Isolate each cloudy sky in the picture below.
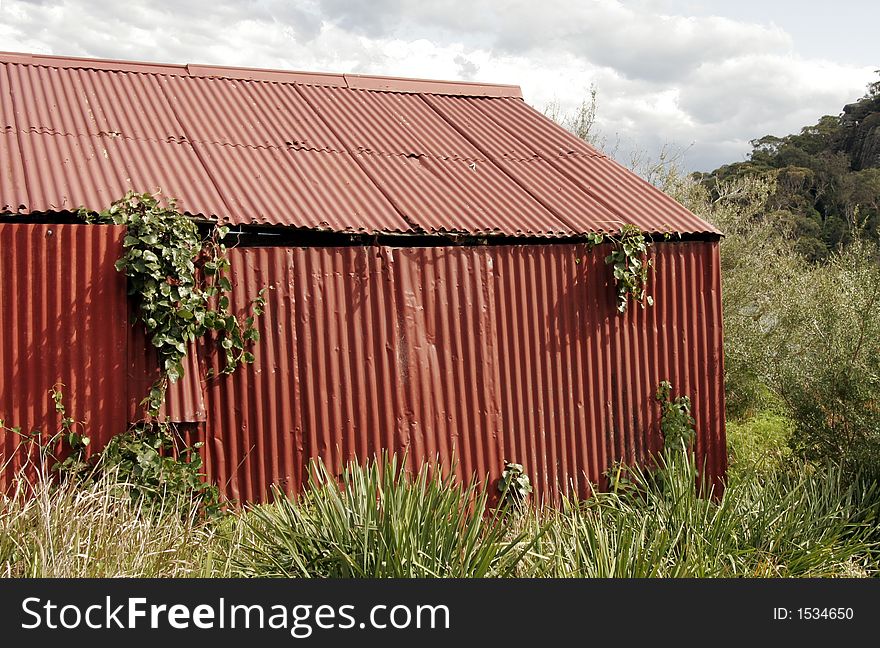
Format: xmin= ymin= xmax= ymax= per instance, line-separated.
xmin=1 ymin=0 xmax=876 ymax=171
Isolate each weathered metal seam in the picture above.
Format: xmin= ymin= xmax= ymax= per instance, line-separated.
xmin=291 ymin=83 xmax=423 ymax=234
xmin=154 ymin=75 xmax=237 ymax=220
xmin=417 ymin=94 xmax=581 ymax=235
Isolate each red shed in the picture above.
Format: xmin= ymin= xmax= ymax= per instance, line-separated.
xmin=0 ymin=51 xmax=725 ymax=501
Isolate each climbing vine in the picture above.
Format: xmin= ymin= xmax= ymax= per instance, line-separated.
xmin=80 ymin=191 xmax=266 ymax=416
xmin=49 ymin=384 xmax=91 ymax=476
xmin=21 ymin=191 xmax=271 ymax=514
xmin=588 ymin=224 xmax=655 ymax=313
xmin=656 ymin=380 xmax=696 ymax=451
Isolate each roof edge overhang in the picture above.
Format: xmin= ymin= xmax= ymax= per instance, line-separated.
xmin=0 ymin=51 xmax=523 ymax=98
xmin=1 ymin=211 xmax=723 ymax=246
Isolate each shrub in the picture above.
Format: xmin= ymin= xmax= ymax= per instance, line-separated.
xmin=766 ymin=238 xmax=880 ymax=474
xmin=673 ymin=172 xmax=880 ymax=474
xmin=674 ymin=175 xmax=804 ymax=420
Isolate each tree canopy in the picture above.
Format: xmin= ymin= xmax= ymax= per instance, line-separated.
xmin=696 ymin=73 xmax=880 ymax=260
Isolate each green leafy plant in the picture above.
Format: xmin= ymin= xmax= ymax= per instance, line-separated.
xmin=766 ymin=237 xmax=880 ymax=475
xmin=588 ymin=225 xmax=655 ymax=313
xmin=498 ymin=460 xmax=533 ymax=506
xmin=14 ymin=389 xmax=220 ymax=517
xmin=656 ymin=380 xmax=696 ymax=451
xmin=80 ymin=191 xmax=266 ymax=416
xmin=48 ymin=385 xmax=90 ymax=477
xmin=0 ymin=386 xmax=90 ymax=479
xmin=99 ymin=423 xmax=221 ymax=517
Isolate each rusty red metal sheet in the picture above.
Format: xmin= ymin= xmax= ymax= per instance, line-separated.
xmin=353 ymin=152 xmax=575 ymax=236
xmin=191 ymin=144 xmax=411 ymax=232
xmin=425 ymin=94 xmax=601 ymax=160
xmin=11 ymin=131 xmax=228 ymax=218
xmin=0 ymin=131 xmax=26 ymax=213
xmin=472 ymin=97 xmax=604 ymax=158
xmin=296 ymin=84 xmax=484 ymax=160
xmin=1 ymin=52 xmax=719 ymax=237
xmin=489 ymin=156 xmax=625 ymax=234
xmin=160 ymin=74 xmax=345 ymax=152
xmin=552 ymin=154 xmax=718 ymax=236
xmin=424 ymin=93 xmax=720 ymax=236
xmin=0 ymin=223 xmax=130 ymax=490
xmin=187 ymin=241 xmax=725 ymax=503
xmin=5 ymin=62 xmax=180 ymax=141
xmin=0 ymin=228 xmax=726 ymax=500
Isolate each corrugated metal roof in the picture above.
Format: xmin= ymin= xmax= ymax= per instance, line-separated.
xmin=0 ymin=51 xmax=720 ymax=237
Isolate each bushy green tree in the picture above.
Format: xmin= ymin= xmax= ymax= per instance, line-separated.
xmin=766 ymin=239 xmax=880 ymax=473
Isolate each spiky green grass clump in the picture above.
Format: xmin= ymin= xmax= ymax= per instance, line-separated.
xmin=234 ymin=455 xmax=535 ymax=578
xmin=525 ymin=449 xmax=879 ymax=578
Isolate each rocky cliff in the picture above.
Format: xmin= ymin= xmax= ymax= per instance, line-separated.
xmin=840 ymin=93 xmax=880 ymax=170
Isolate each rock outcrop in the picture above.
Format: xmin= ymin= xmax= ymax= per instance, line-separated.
xmin=840 ymin=95 xmax=880 ymax=170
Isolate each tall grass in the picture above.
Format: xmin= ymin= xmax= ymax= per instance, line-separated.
xmin=0 ymin=468 xmax=236 ymax=577
xmin=525 ymin=449 xmax=879 ymax=578
xmin=2 ymin=453 xmax=877 ymax=578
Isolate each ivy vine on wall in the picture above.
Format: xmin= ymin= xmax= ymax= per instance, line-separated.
xmin=80 ymin=192 xmax=266 ymax=416
xmin=656 ymin=380 xmax=696 ymax=451
xmin=26 ymin=191 xmax=272 ymax=512
xmin=588 ymin=224 xmax=655 ymax=313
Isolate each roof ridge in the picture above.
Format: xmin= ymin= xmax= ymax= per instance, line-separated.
xmin=0 ymin=51 xmax=522 ymax=98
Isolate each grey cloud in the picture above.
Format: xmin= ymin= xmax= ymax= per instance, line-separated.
xmin=0 ymin=0 xmax=326 ymax=64
xmin=314 ymin=0 xmax=791 ymax=83
xmin=454 ymin=54 xmax=479 ymax=80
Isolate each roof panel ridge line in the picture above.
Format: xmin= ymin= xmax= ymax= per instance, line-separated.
xmin=418 ymin=93 xmax=582 ymax=234
xmin=4 ymin=63 xmax=31 ymax=210
xmin=154 ymin=76 xmax=237 ymax=220
xmin=290 ymin=83 xmax=425 ymax=235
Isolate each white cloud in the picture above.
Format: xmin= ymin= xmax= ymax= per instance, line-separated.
xmin=0 ymin=0 xmax=874 ymax=171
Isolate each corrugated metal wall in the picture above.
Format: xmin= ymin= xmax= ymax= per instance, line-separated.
xmin=183 ymin=240 xmax=725 ymax=503
xmin=0 ymin=227 xmax=725 ymax=500
xmin=0 ymin=223 xmax=129 ymax=490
